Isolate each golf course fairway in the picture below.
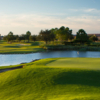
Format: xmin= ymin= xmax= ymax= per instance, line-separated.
xmin=0 ymin=58 xmax=100 ymax=100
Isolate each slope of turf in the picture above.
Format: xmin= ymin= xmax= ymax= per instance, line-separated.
xmin=0 ymin=58 xmax=100 ymax=100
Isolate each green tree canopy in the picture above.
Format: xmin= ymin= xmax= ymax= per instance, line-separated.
xmin=29 ymin=35 xmax=37 ymax=42
xmin=89 ymin=35 xmax=98 ymax=42
xmin=26 ymin=31 xmax=31 ymax=42
xmin=39 ymin=29 xmax=51 ymax=44
xmin=76 ymin=29 xmax=89 ymax=43
xmin=56 ymin=26 xmax=73 ymax=42
xmin=6 ymin=31 xmax=14 ymax=42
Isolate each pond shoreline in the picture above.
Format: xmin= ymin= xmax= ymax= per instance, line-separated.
xmin=0 ymin=59 xmax=41 ymax=72
xmin=0 ymin=51 xmax=46 ymax=54
xmin=0 ymin=49 xmax=100 ymax=54
xmin=0 ymin=50 xmax=100 ymax=67
xmin=1 ymin=45 xmax=100 ymax=54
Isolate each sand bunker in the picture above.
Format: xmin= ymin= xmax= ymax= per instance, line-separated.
xmin=17 ymin=44 xmax=30 ymax=46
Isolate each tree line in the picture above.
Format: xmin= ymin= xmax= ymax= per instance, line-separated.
xmin=3 ymin=26 xmax=98 ymax=44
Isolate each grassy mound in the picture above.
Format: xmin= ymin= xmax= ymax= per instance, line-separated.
xmin=0 ymin=58 xmax=100 ymax=100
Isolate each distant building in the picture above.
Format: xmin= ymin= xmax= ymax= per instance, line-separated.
xmin=0 ymin=36 xmax=3 ymax=40
xmin=1 ymin=36 xmax=3 ymax=40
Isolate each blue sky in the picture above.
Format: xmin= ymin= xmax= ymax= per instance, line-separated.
xmin=0 ymin=0 xmax=100 ymax=35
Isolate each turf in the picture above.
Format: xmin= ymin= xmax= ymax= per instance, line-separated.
xmin=0 ymin=41 xmax=45 ymax=54
xmin=0 ymin=58 xmax=100 ymax=100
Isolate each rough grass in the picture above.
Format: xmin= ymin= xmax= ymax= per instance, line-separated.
xmin=0 ymin=58 xmax=100 ymax=100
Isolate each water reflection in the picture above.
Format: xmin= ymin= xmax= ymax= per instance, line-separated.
xmin=77 ymin=51 xmax=88 ymax=57
xmin=0 ymin=51 xmax=100 ymax=66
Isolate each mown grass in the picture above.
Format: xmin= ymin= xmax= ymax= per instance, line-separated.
xmin=1 ymin=40 xmax=100 ymax=54
xmin=0 ymin=58 xmax=100 ymax=100
xmin=0 ymin=41 xmax=45 ymax=54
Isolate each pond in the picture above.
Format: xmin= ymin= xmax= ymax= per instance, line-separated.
xmin=1 ymin=50 xmax=100 ymax=66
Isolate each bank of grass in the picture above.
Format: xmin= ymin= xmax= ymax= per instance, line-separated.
xmin=0 ymin=64 xmax=22 ymax=70
xmin=0 ymin=58 xmax=100 ymax=100
xmin=1 ymin=41 xmax=100 ymax=54
xmin=0 ymin=41 xmax=45 ymax=54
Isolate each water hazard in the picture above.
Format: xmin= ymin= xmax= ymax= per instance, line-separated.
xmin=0 ymin=51 xmax=100 ymax=66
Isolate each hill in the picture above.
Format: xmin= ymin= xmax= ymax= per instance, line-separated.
xmin=0 ymin=58 xmax=100 ymax=100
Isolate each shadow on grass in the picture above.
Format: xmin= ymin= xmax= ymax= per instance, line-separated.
xmin=31 ymin=42 xmax=40 ymax=46
xmin=54 ymin=70 xmax=100 ymax=87
xmin=33 ymin=48 xmax=45 ymax=51
xmin=4 ymin=46 xmax=20 ymax=48
xmin=0 ymin=65 xmax=23 ymax=73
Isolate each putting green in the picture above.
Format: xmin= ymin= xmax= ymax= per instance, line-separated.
xmin=46 ymin=58 xmax=100 ymax=70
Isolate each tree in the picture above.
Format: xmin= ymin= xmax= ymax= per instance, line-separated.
xmin=49 ymin=28 xmax=56 ymax=42
xmin=50 ymin=32 xmax=56 ymax=42
xmin=21 ymin=34 xmax=26 ymax=42
xmin=6 ymin=31 xmax=14 ymax=43
xmin=29 ymin=35 xmax=37 ymax=42
xmin=26 ymin=31 xmax=31 ymax=42
xmin=14 ymin=35 xmax=19 ymax=42
xmin=89 ymin=35 xmax=98 ymax=42
xmin=3 ymin=35 xmax=8 ymax=41
xmin=56 ymin=26 xmax=73 ymax=42
xmin=15 ymin=35 xmax=24 ymax=42
xmin=39 ymin=29 xmax=51 ymax=44
xmin=75 ymin=29 xmax=89 ymax=43
xmin=0 ymin=34 xmax=1 ymax=41
xmin=50 ymin=28 xmax=58 ymax=40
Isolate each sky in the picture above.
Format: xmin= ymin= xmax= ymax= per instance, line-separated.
xmin=0 ymin=0 xmax=100 ymax=35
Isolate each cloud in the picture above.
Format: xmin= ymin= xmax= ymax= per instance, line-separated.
xmin=84 ymin=8 xmax=96 ymax=12
xmin=84 ymin=8 xmax=100 ymax=13
xmin=69 ymin=8 xmax=100 ymax=14
xmin=0 ymin=13 xmax=100 ymax=35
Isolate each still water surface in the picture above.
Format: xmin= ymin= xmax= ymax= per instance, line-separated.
xmin=0 ymin=51 xmax=100 ymax=66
